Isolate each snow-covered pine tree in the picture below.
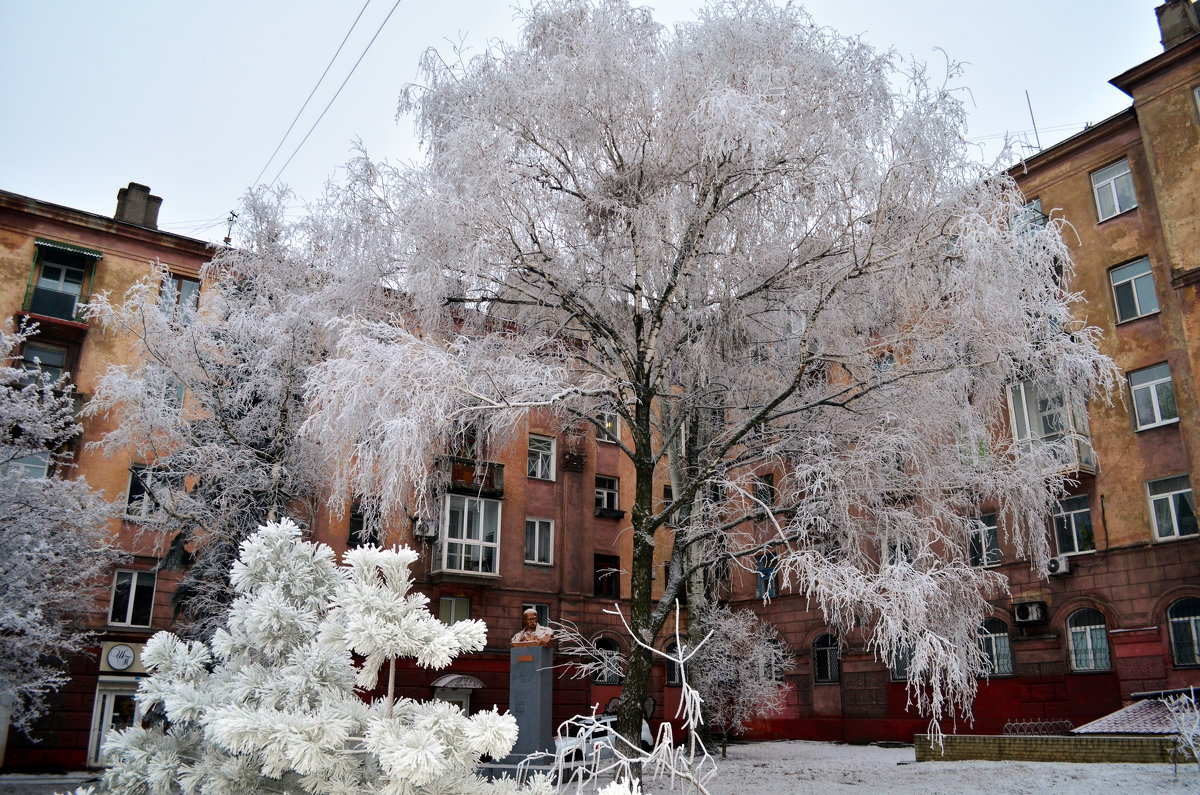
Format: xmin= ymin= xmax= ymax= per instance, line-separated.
xmin=297 ymin=0 xmax=1118 ymax=756
xmin=0 ymin=324 xmax=120 ymax=735
xmin=99 ymin=518 xmax=527 ymax=794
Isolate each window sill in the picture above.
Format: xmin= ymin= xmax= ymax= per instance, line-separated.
xmin=107 ymin=623 xmax=152 ymax=630
xmin=1114 ymin=310 xmax=1161 ymax=327
xmin=1134 ymin=418 xmax=1180 ymax=432
xmin=527 ymin=476 xmax=556 ymax=483
xmin=1153 ymin=532 xmax=1199 ymax=544
xmin=595 ymin=508 xmax=627 ymax=520
xmin=523 ymin=560 xmax=554 ymax=568
xmin=1096 ymin=206 xmax=1138 ymax=225
xmin=1068 ymin=668 xmax=1112 ymax=674
xmin=814 ymin=680 xmax=841 ymax=686
xmin=1059 ymin=549 xmax=1097 ymax=557
xmin=430 ymin=569 xmax=501 ymax=582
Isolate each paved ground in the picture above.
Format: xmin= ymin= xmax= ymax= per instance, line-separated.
xmin=0 ymin=773 xmax=98 ymax=795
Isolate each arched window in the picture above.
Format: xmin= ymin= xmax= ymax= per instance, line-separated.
xmin=978 ymin=618 xmax=1012 ymax=676
xmin=813 ymin=633 xmax=840 ymax=684
xmin=1067 ymin=608 xmax=1110 ymax=671
xmin=664 ymin=642 xmax=682 ymax=686
xmin=595 ymin=638 xmax=624 ymax=685
xmin=1168 ymin=597 xmax=1200 ymax=667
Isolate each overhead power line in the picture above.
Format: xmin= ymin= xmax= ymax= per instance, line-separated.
xmin=251 ymin=0 xmax=374 ymax=188
xmin=267 ymin=0 xmax=405 ymax=189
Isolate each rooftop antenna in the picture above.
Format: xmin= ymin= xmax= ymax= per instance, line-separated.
xmin=223 ymin=211 xmax=238 ymax=245
xmin=1025 ymin=90 xmax=1042 ymax=152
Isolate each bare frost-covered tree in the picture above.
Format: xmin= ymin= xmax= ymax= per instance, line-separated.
xmin=0 ymin=325 xmax=119 ymax=734
xmin=302 ymin=0 xmax=1117 ymax=754
xmin=85 ymin=190 xmax=337 ymax=638
xmin=688 ymin=607 xmax=793 ymax=759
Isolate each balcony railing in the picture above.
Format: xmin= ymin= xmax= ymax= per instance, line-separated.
xmin=27 ymin=287 xmax=83 ymax=322
xmin=441 ymin=455 xmax=504 ymax=497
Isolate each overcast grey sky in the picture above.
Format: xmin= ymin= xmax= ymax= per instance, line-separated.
xmin=1 ymin=1 xmax=1164 ymax=243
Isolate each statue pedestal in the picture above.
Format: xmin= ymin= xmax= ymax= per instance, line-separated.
xmin=508 ymin=645 xmax=553 ymax=757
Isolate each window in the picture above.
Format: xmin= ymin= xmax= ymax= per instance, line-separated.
xmin=525 ymin=518 xmax=553 ymax=564
xmin=7 ymin=452 xmax=49 ymax=479
xmin=756 ymin=553 xmax=778 ymax=599
xmin=597 ymin=412 xmax=619 ymax=444
xmin=434 ymin=494 xmax=501 ymax=575
xmin=978 ymin=618 xmax=1013 ymax=676
xmin=522 ymin=602 xmax=550 ymax=628
xmin=1091 ymin=159 xmax=1137 ymax=221
xmin=1067 ymin=608 xmax=1110 ymax=671
xmin=28 ymin=240 xmax=99 ymax=322
xmin=1147 ymin=475 xmax=1198 ymax=541
xmin=163 ymin=274 xmax=200 ymax=319
xmin=347 ymin=503 xmax=378 ymax=548
xmin=889 ymin=645 xmax=913 ymax=681
xmin=1109 ymin=258 xmax=1158 ymax=323
xmin=1128 ymin=363 xmax=1178 ymax=430
xmin=1168 ymin=597 xmax=1200 ymax=667
xmin=1007 ymin=380 xmax=1095 ymax=471
xmin=1053 ymin=496 xmax=1095 ymax=555
xmin=124 ymin=466 xmax=181 ymax=521
xmin=595 ymin=638 xmax=624 ymax=684
xmin=664 ymin=641 xmax=683 ymax=686
xmin=438 ymin=596 xmax=470 ymax=625
xmin=527 ymin=435 xmax=555 ymax=480
xmin=813 ymin=633 xmax=840 ymax=684
xmin=754 ymin=473 xmax=776 ymax=507
xmin=1013 ymin=198 xmax=1046 ymax=236
xmin=595 ymin=476 xmax=619 ymax=512
xmin=660 ymin=484 xmax=673 ymax=512
xmin=969 ymin=514 xmax=1002 ymax=568
xmin=759 ymin=638 xmax=786 ymax=685
xmin=594 ymin=553 xmax=621 ymax=598
xmin=20 ymin=341 xmax=68 ymax=383
xmin=109 ymin=570 xmax=156 ymax=627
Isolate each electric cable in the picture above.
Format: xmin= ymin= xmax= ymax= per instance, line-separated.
xmin=250 ymin=0 xmax=374 ymax=188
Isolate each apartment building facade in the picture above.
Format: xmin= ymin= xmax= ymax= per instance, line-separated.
xmin=729 ymin=0 xmax=1200 ymax=743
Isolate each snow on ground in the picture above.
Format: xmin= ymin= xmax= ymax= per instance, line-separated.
xmin=692 ymin=740 xmax=1200 ymax=795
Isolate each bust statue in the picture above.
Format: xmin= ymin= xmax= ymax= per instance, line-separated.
xmin=511 ymin=608 xmax=554 ymax=647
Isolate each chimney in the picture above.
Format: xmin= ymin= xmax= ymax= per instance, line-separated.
xmin=114 ymin=182 xmax=163 ymax=229
xmin=1157 ymin=0 xmax=1200 ymax=50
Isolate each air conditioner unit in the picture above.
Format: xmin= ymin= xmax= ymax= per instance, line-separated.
xmin=414 ymin=519 xmax=438 ymax=539
xmin=1013 ymin=601 xmax=1047 ymax=625
xmin=1047 ymin=555 xmax=1071 ymax=576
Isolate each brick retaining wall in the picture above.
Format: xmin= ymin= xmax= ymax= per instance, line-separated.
xmin=913 ymin=734 xmax=1176 ymax=763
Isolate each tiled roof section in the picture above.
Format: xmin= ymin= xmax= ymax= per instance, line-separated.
xmin=1072 ymin=700 xmax=1176 ymax=735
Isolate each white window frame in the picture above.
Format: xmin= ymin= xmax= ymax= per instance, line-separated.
xmin=595 ymin=476 xmax=619 ymax=511
xmin=7 ymin=451 xmax=50 ymax=479
xmin=1109 ymin=258 xmax=1159 ymax=323
xmin=37 ymin=260 xmax=86 ymax=298
xmin=434 ymin=494 xmax=501 ymax=575
xmin=597 ymin=412 xmax=620 ymax=444
xmin=969 ymin=514 xmax=1001 ymax=568
xmin=164 ymin=273 xmax=200 ymax=315
xmin=527 ymin=434 xmax=555 ymax=481
xmin=1168 ymin=598 xmax=1200 ymax=667
xmin=978 ymin=618 xmax=1013 ymax=676
xmin=1067 ymin=608 xmax=1111 ymax=671
xmin=524 ymin=517 xmax=553 ymax=565
xmin=1147 ymin=475 xmax=1198 ymax=541
xmin=438 ymin=596 xmax=470 ymax=625
xmin=1128 ymin=363 xmax=1178 ymax=430
xmin=1007 ymin=380 xmax=1094 ymax=471
xmin=88 ymin=678 xmax=142 ymax=766
xmin=1091 ymin=158 xmax=1137 ymax=221
xmin=1053 ymin=495 xmax=1095 ymax=555
xmin=108 ymin=569 xmax=156 ymax=627
xmin=124 ymin=466 xmax=181 ymax=522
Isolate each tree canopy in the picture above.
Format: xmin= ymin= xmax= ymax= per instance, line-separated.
xmin=298 ymin=0 xmax=1116 ymax=746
